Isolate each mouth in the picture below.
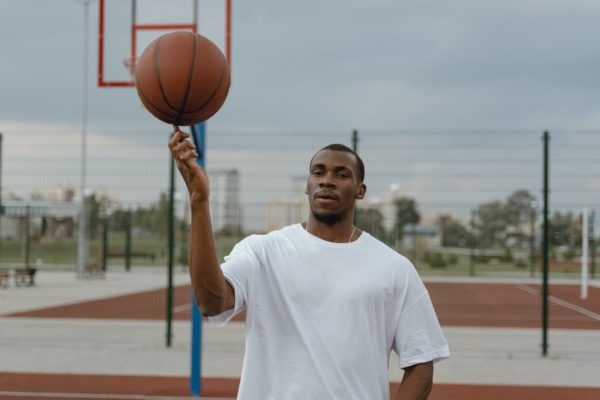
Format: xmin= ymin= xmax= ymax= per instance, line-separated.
xmin=314 ymin=192 xmax=339 ymax=201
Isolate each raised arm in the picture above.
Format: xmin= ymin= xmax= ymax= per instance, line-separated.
xmin=168 ymin=126 xmax=235 ymax=316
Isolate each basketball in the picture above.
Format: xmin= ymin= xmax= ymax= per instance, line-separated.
xmin=133 ymin=31 xmax=230 ymax=126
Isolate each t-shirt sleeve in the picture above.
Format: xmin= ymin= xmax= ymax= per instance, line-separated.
xmin=208 ymin=236 xmax=261 ymax=327
xmin=392 ymin=269 xmax=449 ymax=368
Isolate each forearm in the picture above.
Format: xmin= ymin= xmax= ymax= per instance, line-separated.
xmin=188 ymin=200 xmax=230 ymax=316
xmin=395 ymin=362 xmax=433 ymax=400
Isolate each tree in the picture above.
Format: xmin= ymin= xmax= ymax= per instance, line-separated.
xmin=549 ymin=211 xmax=579 ymax=248
xmin=476 ymin=201 xmax=508 ymax=248
xmin=503 ymin=190 xmax=537 ymax=249
xmin=355 ymin=207 xmax=386 ymax=241
xmin=109 ymin=192 xmax=176 ymax=238
xmin=110 ymin=208 xmax=133 ymax=232
xmin=505 ymin=190 xmax=536 ymax=228
xmin=393 ymin=197 xmax=421 ymax=241
xmin=438 ymin=214 xmax=471 ymax=247
xmin=87 ymin=194 xmax=101 ymax=238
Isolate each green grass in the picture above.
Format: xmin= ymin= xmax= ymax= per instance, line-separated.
xmin=0 ymin=233 xmax=241 ymax=268
xmin=2 ymin=236 xmax=577 ymax=278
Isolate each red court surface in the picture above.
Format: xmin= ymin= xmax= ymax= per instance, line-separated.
xmin=428 ymin=282 xmax=600 ymax=329
xmin=1 ymin=372 xmax=599 ymax=400
xmin=5 ymin=282 xmax=599 ymax=330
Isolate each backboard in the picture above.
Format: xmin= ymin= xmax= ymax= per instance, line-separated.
xmin=98 ymin=0 xmax=231 ymax=88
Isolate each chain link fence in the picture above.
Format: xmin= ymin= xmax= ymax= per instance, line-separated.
xmin=0 ymin=128 xmax=598 ymax=370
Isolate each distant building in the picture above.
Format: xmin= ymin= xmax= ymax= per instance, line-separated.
xmin=0 ymin=200 xmax=77 ymax=239
xmin=208 ymin=169 xmax=241 ymax=233
xmin=265 ymin=175 xmax=310 ymax=231
xmin=43 ymin=186 xmax=76 ymax=203
xmin=266 ymin=199 xmax=309 ymax=231
xmin=402 ymin=224 xmax=441 ymax=249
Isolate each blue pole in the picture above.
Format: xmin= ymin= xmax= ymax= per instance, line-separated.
xmin=189 ymin=122 xmax=205 ymax=396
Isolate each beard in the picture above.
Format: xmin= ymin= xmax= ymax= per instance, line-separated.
xmin=311 ymin=209 xmax=344 ymax=225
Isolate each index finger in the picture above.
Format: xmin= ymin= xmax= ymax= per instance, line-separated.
xmin=168 ymin=126 xmax=190 ymax=148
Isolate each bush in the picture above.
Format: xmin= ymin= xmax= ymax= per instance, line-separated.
xmin=514 ymin=259 xmax=527 ymax=269
xmin=424 ymin=252 xmax=447 ymax=269
xmin=500 ymin=250 xmax=513 ymax=263
xmin=473 ymin=255 xmax=490 ymax=264
xmin=447 ymin=254 xmax=458 ymax=265
xmin=563 ymin=248 xmax=577 ymax=261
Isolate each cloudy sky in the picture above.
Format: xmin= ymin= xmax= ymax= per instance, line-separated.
xmin=2 ymin=0 xmax=600 ymax=131
xmin=1 ymin=0 xmax=599 ymax=229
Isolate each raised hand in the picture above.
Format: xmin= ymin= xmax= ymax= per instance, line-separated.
xmin=168 ymin=125 xmax=210 ymax=203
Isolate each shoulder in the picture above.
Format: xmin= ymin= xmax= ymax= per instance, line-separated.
xmin=361 ymin=233 xmax=414 ymax=269
xmin=360 ymin=233 xmax=424 ymax=289
xmin=234 ymin=224 xmax=299 ymax=254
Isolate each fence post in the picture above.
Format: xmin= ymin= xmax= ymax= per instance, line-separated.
xmin=24 ymin=205 xmax=31 ymax=267
xmin=352 ymin=129 xmax=359 ymax=227
xmin=0 ymin=133 xmax=3 ymax=267
xmin=469 ymin=209 xmax=476 ymax=276
xmin=591 ymin=210 xmax=596 ymax=279
xmin=102 ymin=214 xmax=109 ymax=271
xmin=541 ymin=130 xmax=550 ymax=357
xmin=581 ymin=208 xmax=589 ymax=300
xmin=125 ymin=209 xmax=132 ymax=272
xmin=166 ymin=151 xmax=175 ymax=348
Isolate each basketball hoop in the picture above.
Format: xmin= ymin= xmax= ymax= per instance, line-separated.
xmin=123 ymin=57 xmax=138 ymax=82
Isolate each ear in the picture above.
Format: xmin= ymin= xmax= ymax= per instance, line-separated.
xmin=355 ymin=183 xmax=367 ymax=200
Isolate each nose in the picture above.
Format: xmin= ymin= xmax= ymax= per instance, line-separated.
xmin=319 ymin=172 xmax=335 ymax=188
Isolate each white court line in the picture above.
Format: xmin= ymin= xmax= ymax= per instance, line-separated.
xmin=172 ymin=303 xmax=191 ymax=313
xmin=0 ymin=391 xmax=231 ymax=400
xmin=517 ymin=284 xmax=600 ymax=321
xmin=440 ymin=313 xmax=588 ymax=321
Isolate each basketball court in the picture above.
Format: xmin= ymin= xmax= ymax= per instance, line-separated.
xmin=5 ymin=279 xmax=599 ymax=330
xmin=1 ymin=1 xmax=600 ymax=399
xmin=1 ymin=269 xmax=599 ymax=399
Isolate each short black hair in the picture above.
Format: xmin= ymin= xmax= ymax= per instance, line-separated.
xmin=312 ymin=143 xmax=365 ymax=183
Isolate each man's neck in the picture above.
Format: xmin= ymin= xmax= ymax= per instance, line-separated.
xmin=303 ymin=216 xmax=357 ymax=243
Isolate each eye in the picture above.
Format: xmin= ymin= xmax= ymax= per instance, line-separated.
xmin=312 ymin=170 xmax=324 ymax=176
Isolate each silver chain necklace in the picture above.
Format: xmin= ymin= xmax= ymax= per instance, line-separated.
xmin=305 ymin=222 xmax=355 ymax=243
xmin=348 ymin=225 xmax=356 ymax=243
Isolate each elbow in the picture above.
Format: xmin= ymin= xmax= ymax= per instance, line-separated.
xmin=201 ymin=305 xmax=226 ymax=317
xmin=194 ymin=291 xmax=228 ymax=317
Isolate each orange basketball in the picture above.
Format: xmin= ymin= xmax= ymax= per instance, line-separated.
xmin=134 ymin=31 xmax=230 ymax=126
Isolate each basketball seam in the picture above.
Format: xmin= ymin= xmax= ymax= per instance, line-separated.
xmin=183 ymin=62 xmax=227 ymax=114
xmin=137 ymin=85 xmax=180 ymax=122
xmin=177 ymin=32 xmax=197 ymax=123
xmin=155 ymin=36 xmax=180 ymax=114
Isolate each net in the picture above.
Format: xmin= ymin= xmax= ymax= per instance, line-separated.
xmin=122 ymin=57 xmax=138 ymax=83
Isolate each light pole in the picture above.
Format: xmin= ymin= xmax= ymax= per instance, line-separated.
xmin=75 ymin=0 xmax=95 ymax=277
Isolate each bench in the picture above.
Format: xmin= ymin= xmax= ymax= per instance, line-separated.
xmin=84 ymin=263 xmax=105 ymax=279
xmin=14 ymin=267 xmax=37 ymax=287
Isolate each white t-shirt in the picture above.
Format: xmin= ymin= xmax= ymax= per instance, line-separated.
xmin=210 ymin=223 xmax=449 ymax=400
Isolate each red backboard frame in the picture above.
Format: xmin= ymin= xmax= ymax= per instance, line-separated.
xmin=98 ymin=0 xmax=231 ymax=88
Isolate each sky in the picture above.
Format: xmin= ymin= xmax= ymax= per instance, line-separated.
xmin=1 ymin=0 xmax=599 ymax=230
xmin=2 ymin=0 xmax=600 ymax=131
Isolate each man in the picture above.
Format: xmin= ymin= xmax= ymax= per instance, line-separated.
xmin=169 ymin=127 xmax=449 ymax=400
